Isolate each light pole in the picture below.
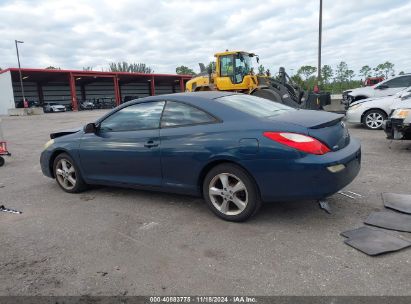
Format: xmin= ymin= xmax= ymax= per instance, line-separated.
xmin=317 ymin=0 xmax=322 ymax=87
xmin=15 ymin=40 xmax=26 ymax=103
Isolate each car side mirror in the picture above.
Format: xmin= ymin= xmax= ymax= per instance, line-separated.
xmin=377 ymin=84 xmax=388 ymax=90
xmin=84 ymin=122 xmax=97 ymax=133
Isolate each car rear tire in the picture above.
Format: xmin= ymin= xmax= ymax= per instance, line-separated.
xmin=0 ymin=156 xmax=4 ymax=167
xmin=53 ymin=153 xmax=87 ymax=193
xmin=362 ymin=109 xmax=387 ymax=130
xmin=203 ymin=163 xmax=261 ymax=222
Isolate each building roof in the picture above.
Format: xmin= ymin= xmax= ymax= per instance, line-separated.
xmin=0 ymin=68 xmax=193 ymax=83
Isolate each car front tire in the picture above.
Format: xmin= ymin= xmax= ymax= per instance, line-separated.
xmin=53 ymin=153 xmax=87 ymax=193
xmin=362 ymin=109 xmax=387 ymax=130
xmin=203 ymin=163 xmax=261 ymax=222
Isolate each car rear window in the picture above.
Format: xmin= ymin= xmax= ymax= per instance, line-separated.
xmin=216 ymin=94 xmax=294 ymax=117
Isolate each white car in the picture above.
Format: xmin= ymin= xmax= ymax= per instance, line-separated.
xmin=345 ymin=87 xmax=411 ymax=130
xmin=44 ymin=102 xmax=66 ymax=113
xmin=383 ymin=99 xmax=411 ymax=140
xmin=342 ymin=74 xmax=411 ymax=106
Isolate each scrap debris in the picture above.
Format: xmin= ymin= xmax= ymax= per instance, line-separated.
xmin=318 ymin=200 xmax=332 ymax=214
xmin=0 ymin=205 xmax=22 ymax=214
xmin=338 ymin=190 xmax=362 ymax=199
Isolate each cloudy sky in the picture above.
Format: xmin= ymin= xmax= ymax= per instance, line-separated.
xmin=0 ymin=0 xmax=410 ymax=76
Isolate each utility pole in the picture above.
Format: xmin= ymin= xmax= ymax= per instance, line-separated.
xmin=15 ymin=40 xmax=26 ymax=103
xmin=317 ymin=0 xmax=323 ymax=87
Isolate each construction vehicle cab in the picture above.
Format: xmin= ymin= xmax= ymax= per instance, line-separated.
xmin=214 ymin=51 xmax=259 ymax=92
xmin=186 ymin=50 xmax=259 ymax=94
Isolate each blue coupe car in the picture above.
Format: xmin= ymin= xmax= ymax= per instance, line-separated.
xmin=40 ymin=92 xmax=361 ymax=221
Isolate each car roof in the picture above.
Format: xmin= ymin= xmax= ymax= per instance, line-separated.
xmin=157 ymin=91 xmax=238 ymax=100
xmin=96 ymin=92 xmax=247 ymax=124
xmin=121 ymin=91 xmax=239 ymax=107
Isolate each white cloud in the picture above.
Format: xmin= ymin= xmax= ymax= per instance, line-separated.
xmin=0 ymin=0 xmax=410 ymax=76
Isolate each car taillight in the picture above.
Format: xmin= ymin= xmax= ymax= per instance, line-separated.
xmin=263 ymin=132 xmax=330 ymax=155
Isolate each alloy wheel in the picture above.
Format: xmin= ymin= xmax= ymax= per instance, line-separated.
xmin=208 ymin=173 xmax=248 ymax=216
xmin=365 ymin=112 xmax=384 ymax=129
xmin=55 ymin=158 xmax=77 ymax=190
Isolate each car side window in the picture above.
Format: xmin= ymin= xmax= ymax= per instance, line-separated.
xmin=384 ymin=76 xmax=411 ymax=88
xmin=161 ymin=101 xmax=216 ymax=128
xmin=99 ymin=101 xmax=165 ymax=132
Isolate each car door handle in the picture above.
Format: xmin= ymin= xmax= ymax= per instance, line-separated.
xmin=144 ymin=140 xmax=159 ymax=148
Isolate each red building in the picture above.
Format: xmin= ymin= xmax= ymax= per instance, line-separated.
xmin=0 ymin=68 xmax=192 ymax=114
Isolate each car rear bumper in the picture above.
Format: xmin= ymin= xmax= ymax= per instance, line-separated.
xmin=240 ymin=138 xmax=361 ymax=202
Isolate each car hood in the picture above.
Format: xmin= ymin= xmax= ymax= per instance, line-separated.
xmin=343 ymin=87 xmax=373 ymax=96
xmin=350 ymin=95 xmax=393 ymax=107
xmin=50 ymin=127 xmax=82 ymax=139
xmin=350 ymin=97 xmax=381 ymax=106
xmin=389 ymin=100 xmax=411 ymax=111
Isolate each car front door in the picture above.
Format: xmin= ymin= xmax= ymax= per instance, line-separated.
xmin=79 ymin=101 xmax=165 ymax=186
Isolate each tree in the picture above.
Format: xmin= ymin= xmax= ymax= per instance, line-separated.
xmin=297 ymin=65 xmax=317 ymax=80
xmin=175 ymin=65 xmax=195 ymax=75
xmin=290 ymin=74 xmax=304 ymax=87
xmin=374 ymin=62 xmax=394 ymax=78
xmin=359 ymin=65 xmax=372 ymax=79
xmin=257 ymin=65 xmax=265 ymax=76
xmin=207 ymin=62 xmax=215 ymax=73
xmin=45 ymin=66 xmax=60 ymax=70
xmin=109 ymin=62 xmax=153 ymax=73
xmin=321 ymin=65 xmax=333 ymax=84
xmin=83 ymin=66 xmax=93 ymax=71
xmin=346 ymin=69 xmax=355 ymax=81
xmin=335 ymin=61 xmax=349 ymax=82
xmin=382 ymin=61 xmax=395 ymax=77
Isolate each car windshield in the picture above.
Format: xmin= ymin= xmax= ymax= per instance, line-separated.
xmin=216 ymin=94 xmax=294 ymax=117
